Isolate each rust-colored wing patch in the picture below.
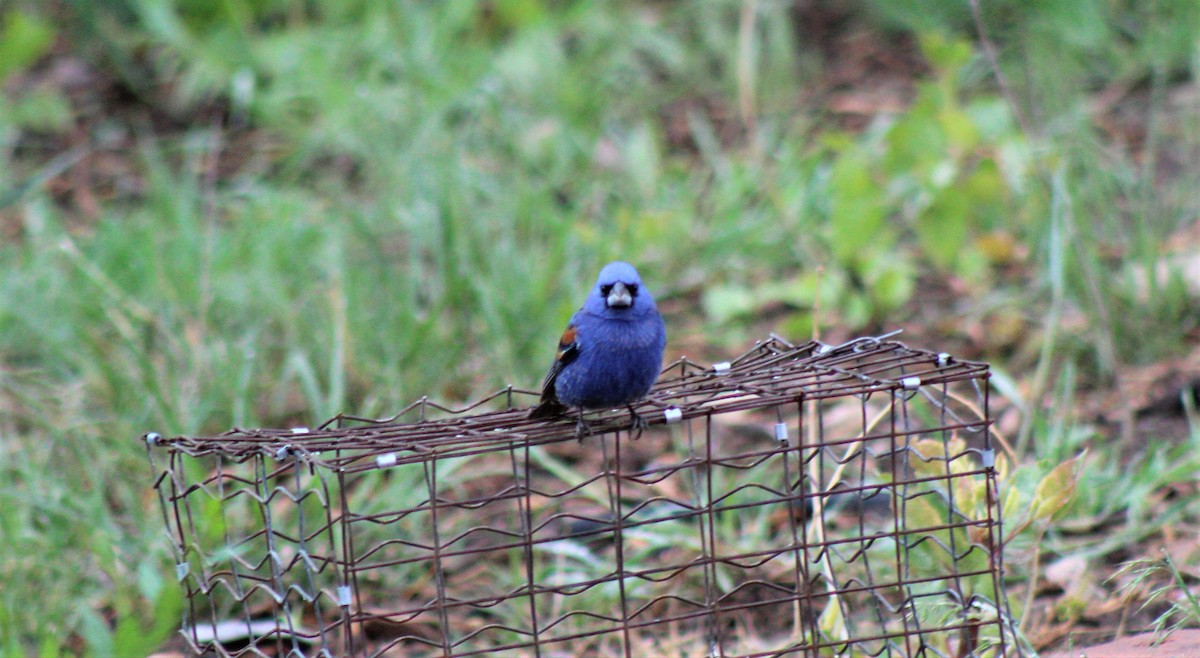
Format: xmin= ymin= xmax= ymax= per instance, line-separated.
xmin=555 ymin=325 xmax=578 ymax=362
xmin=529 ymin=322 xmax=580 ymax=418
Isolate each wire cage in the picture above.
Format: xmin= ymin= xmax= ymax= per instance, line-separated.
xmin=145 ymin=334 xmax=1016 ymax=657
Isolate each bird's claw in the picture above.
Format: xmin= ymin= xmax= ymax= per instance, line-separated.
xmin=627 ymin=405 xmax=647 ymax=440
xmin=569 ymin=407 xmax=647 ymax=442
xmin=575 ymin=412 xmax=592 ymax=443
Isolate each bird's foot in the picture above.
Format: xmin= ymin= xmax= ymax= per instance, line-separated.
xmin=627 ymin=405 xmax=647 ymax=440
xmin=575 ymin=411 xmax=592 ymax=443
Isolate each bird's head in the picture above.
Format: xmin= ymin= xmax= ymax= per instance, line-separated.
xmin=587 ymin=261 xmax=656 ymax=316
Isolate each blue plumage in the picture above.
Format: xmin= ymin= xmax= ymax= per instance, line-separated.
xmin=531 ymin=261 xmax=667 ymax=419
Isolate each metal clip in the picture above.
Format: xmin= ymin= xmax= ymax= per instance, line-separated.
xmin=376 ymin=453 xmax=398 ymax=469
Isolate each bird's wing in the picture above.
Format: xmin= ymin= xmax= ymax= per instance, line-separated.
xmin=543 ymin=323 xmax=580 ymax=387
xmin=529 ymin=319 xmax=581 ymax=418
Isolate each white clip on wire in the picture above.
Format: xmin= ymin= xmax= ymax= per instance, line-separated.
xmin=664 ymin=407 xmax=683 ymax=424
xmin=376 ymin=452 xmax=398 ymax=469
xmin=290 ymin=427 xmax=310 ymax=434
xmin=774 ymin=422 xmax=788 ymax=442
xmin=712 ymin=361 xmax=731 ymax=374
xmin=337 ymin=585 xmax=353 ymax=606
xmin=980 ymin=449 xmax=996 ymax=468
xmin=901 ymin=376 xmax=921 ymax=390
xmin=144 ymin=432 xmax=161 ymax=446
xmin=937 ymin=352 xmax=952 ymax=367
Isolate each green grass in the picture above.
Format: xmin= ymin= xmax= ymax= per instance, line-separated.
xmin=2 ymin=0 xmax=1199 ymax=653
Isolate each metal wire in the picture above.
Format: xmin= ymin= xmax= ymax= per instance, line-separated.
xmin=145 ymin=335 xmax=1016 ymax=657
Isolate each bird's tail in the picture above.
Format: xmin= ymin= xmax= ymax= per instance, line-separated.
xmin=528 ymin=398 xmax=567 ymax=419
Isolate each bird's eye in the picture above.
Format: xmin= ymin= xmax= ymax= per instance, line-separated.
xmin=600 ymin=284 xmax=613 ymax=296
xmin=626 ymin=283 xmax=638 ymax=296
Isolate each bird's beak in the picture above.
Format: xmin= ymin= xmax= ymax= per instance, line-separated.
xmin=606 ymin=281 xmax=633 ymax=308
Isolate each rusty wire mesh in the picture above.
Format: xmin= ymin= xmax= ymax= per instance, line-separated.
xmin=145 ymin=334 xmax=1017 ymax=657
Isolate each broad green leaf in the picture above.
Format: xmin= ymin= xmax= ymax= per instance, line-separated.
xmin=916 ymin=186 xmax=970 ymax=271
xmin=148 ymin=582 xmax=184 ymax=649
xmin=1002 ymin=478 xmax=1023 ymax=522
xmin=908 ymin=437 xmax=966 ymax=478
xmin=954 ymin=465 xmax=986 ymax=516
xmin=905 ymin=489 xmax=946 ymax=529
xmin=884 ymin=88 xmax=945 ymax=176
xmin=1032 ymin=454 xmax=1084 ymax=522
xmin=828 ymin=149 xmax=887 ymax=263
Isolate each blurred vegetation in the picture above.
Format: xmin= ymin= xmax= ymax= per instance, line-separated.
xmin=1 ymin=0 xmax=1199 ymax=653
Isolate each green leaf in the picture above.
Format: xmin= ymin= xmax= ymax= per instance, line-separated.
xmin=859 ymin=251 xmax=916 ymax=312
xmin=967 ymin=161 xmax=1003 ymax=203
xmin=1002 ymin=478 xmax=1024 ymax=523
xmin=883 ymin=87 xmax=944 ymax=177
xmin=37 ymin=634 xmax=62 ymax=658
xmin=152 ymin=583 xmax=184 ymax=638
xmin=702 ymin=283 xmax=757 ymax=324
xmin=918 ymin=32 xmax=972 ymax=74
xmin=114 ymin=613 xmax=150 ymax=658
xmin=136 ymin=559 xmax=164 ymax=604
xmin=841 ymin=291 xmax=872 ymax=329
xmin=915 ymin=186 xmax=970 ymax=271
xmin=938 ymin=105 xmax=978 ymax=151
xmin=1032 ymin=453 xmax=1084 ymax=522
xmin=904 ymin=495 xmax=952 ymax=569
xmin=827 ymin=149 xmax=887 ymax=263
xmin=782 ymin=311 xmax=815 ymax=340
xmin=75 ymin=605 xmax=114 ymax=657
xmin=0 ymin=11 xmax=55 ymax=81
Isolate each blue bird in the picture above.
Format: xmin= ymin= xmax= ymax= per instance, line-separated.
xmin=530 ymin=261 xmax=667 ymax=433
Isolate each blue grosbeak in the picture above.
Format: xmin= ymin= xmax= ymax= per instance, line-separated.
xmin=530 ymin=261 xmax=667 ymax=429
